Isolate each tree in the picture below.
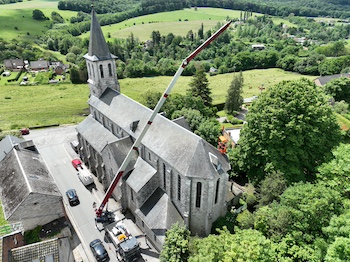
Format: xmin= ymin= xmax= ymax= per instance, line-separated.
xmin=187 ymin=66 xmax=212 ymax=107
xmin=257 ymin=170 xmax=287 ymax=207
xmin=189 ymin=227 xmax=277 ymax=262
xmin=195 ymin=118 xmax=221 ymax=146
xmin=231 ymin=78 xmax=342 ymax=183
xmin=225 ymin=71 xmax=244 ymax=114
xmin=160 ymin=222 xmax=190 ymax=262
xmin=324 ymin=237 xmax=350 ymax=262
xmin=32 ymin=9 xmax=47 ymax=20
xmin=324 ymin=77 xmax=350 ymax=103
xmin=317 ymin=143 xmax=350 ymax=197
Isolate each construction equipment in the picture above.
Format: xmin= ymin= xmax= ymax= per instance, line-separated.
xmin=95 ymin=20 xmax=232 ymax=222
xmin=218 ymin=135 xmax=227 ymax=154
xmin=105 ymin=220 xmax=141 ymax=262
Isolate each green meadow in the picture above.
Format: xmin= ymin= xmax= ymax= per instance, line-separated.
xmin=0 ymin=0 xmax=77 ymax=43
xmin=0 ymin=68 xmax=315 ymax=131
xmin=82 ymin=8 xmax=252 ymax=41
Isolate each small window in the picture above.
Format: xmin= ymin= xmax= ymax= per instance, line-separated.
xmin=131 ymin=190 xmax=134 ymax=201
xmin=177 ymin=175 xmax=181 ymax=201
xmin=148 ymin=152 xmax=151 ymax=161
xmin=215 ymin=179 xmax=220 ymax=204
xmin=163 ymin=163 xmax=166 ymax=189
xmin=196 ymin=182 xmax=202 ymax=208
xmin=99 ymin=64 xmax=104 ymax=78
xmin=108 ymin=63 xmax=112 ymax=77
xmin=142 ymin=221 xmax=144 ymax=228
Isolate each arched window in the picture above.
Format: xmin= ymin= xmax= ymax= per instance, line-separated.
xmin=108 ymin=63 xmax=112 ymax=77
xmin=196 ymin=182 xmax=202 ymax=208
xmin=163 ymin=163 xmax=166 ymax=189
xmin=99 ymin=64 xmax=104 ymax=78
xmin=177 ymin=175 xmax=181 ymax=201
xmin=215 ymin=179 xmax=220 ymax=204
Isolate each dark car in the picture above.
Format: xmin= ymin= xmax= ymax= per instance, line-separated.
xmin=90 ymin=239 xmax=110 ymax=262
xmin=66 ymin=189 xmax=80 ymax=206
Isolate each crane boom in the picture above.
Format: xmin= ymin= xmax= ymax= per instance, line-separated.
xmin=96 ymin=20 xmax=232 ymax=219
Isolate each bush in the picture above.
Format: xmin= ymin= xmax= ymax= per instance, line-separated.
xmin=227 ymin=115 xmax=243 ymax=125
xmin=24 ymin=225 xmax=42 ymax=244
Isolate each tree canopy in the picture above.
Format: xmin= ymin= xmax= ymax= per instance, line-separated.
xmin=231 ymin=78 xmax=341 ymax=183
xmin=324 ymin=77 xmax=350 ymax=104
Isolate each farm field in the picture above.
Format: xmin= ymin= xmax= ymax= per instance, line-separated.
xmin=80 ymin=8 xmax=244 ymax=41
xmin=0 ymin=0 xmax=76 ymax=43
xmin=0 ymin=68 xmax=315 ymax=131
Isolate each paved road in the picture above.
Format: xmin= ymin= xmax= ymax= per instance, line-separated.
xmin=26 ymin=125 xmax=159 ymax=262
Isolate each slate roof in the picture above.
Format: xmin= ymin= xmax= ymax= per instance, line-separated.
xmin=84 ymin=8 xmax=116 ymax=61
xmin=314 ymin=73 xmax=350 ymax=86
xmin=102 ymin=136 xmax=136 ymax=175
xmin=4 ymin=59 xmax=24 ymax=69
xmin=135 ymin=188 xmax=183 ymax=242
xmin=126 ymin=157 xmax=156 ymax=193
xmin=76 ymin=115 xmax=118 ymax=153
xmin=88 ymin=88 xmax=230 ymax=179
xmin=0 ymin=136 xmax=23 ymax=162
xmin=0 ymin=137 xmax=60 ymax=220
xmin=30 ymin=60 xmax=49 ymax=70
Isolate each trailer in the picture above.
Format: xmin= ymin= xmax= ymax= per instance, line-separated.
xmin=77 ymin=167 xmax=94 ymax=186
xmin=105 ymin=220 xmax=140 ymax=262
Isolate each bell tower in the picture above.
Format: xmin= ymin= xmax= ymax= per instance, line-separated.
xmin=83 ymin=7 xmax=120 ymax=98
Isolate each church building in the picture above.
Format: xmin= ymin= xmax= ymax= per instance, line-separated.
xmin=76 ymin=8 xmax=231 ymax=251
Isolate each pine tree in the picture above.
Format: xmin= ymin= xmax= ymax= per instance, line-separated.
xmin=225 ymin=71 xmax=244 ymax=114
xmin=187 ymin=66 xmax=212 ymax=107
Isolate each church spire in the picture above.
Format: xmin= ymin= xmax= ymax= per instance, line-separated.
xmin=88 ymin=7 xmax=113 ymax=60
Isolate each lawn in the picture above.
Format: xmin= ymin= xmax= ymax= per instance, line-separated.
xmin=0 ymin=68 xmax=315 ymax=131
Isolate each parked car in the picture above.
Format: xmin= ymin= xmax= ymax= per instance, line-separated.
xmin=66 ymin=189 xmax=80 ymax=206
xmin=90 ymin=239 xmax=110 ymax=262
xmin=20 ymin=128 xmax=30 ymax=135
xmin=71 ymin=159 xmax=83 ymax=171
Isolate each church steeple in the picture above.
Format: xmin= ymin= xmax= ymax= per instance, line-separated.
xmin=84 ymin=6 xmax=120 ymax=98
xmin=88 ymin=8 xmax=112 ymax=60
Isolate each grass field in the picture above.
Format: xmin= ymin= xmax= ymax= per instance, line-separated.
xmin=0 ymin=68 xmax=315 ymax=131
xmin=0 ymin=0 xmax=77 ymax=43
xmin=81 ymin=8 xmax=258 ymax=41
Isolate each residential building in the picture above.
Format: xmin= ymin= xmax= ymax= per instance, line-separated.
xmin=0 ymin=136 xmax=64 ymax=231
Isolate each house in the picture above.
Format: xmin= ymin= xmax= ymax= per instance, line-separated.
xmin=222 ymin=128 xmax=241 ymax=148
xmin=0 ymin=136 xmax=64 ymax=231
xmin=314 ymin=73 xmax=350 ymax=86
xmin=76 ymin=8 xmax=231 ymax=251
xmin=1 ymin=231 xmax=25 ymax=262
xmin=4 ymin=59 xmax=24 ymax=71
xmin=8 ymin=237 xmax=73 ymax=262
xmin=50 ymin=61 xmax=68 ymax=75
xmin=30 ymin=59 xmax=49 ymax=71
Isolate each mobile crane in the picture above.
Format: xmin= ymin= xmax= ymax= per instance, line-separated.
xmin=94 ymin=22 xmax=232 ymax=246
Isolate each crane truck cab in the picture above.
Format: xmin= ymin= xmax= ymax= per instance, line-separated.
xmin=105 ymin=221 xmax=140 ymax=262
